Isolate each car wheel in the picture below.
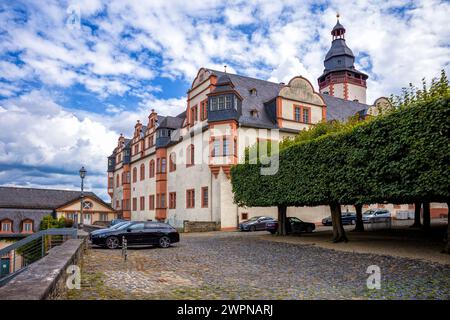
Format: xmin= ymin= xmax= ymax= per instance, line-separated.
xmin=306 ymin=226 xmax=314 ymax=233
xmin=159 ymin=236 xmax=171 ymax=248
xmin=250 ymin=226 xmax=256 ymax=232
xmin=106 ymin=236 xmax=120 ymax=249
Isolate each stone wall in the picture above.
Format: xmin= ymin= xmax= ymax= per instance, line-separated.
xmin=0 ymin=238 xmax=86 ymax=300
xmin=183 ymin=221 xmax=220 ymax=233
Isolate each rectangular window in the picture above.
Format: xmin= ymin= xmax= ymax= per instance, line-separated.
xmin=149 ymin=195 xmax=155 ymax=210
xmin=169 ymin=192 xmax=176 ymax=209
xmin=125 ymin=199 xmax=130 ymax=210
xmin=161 ymin=158 xmax=166 ymax=173
xmin=161 ymin=193 xmax=166 ymax=209
xmin=294 ymin=106 xmax=301 ymax=122
xmin=213 ymin=139 xmax=220 ymax=157
xmin=186 ymin=189 xmax=195 ymax=208
xmin=200 ymin=100 xmax=208 ymax=120
xmin=132 ymin=197 xmax=137 ymax=211
xmin=211 ymin=97 xmax=218 ymax=111
xmin=2 ymin=223 xmax=11 ymax=232
xmin=156 ymin=193 xmax=166 ymax=209
xmin=99 ymin=213 xmax=108 ymax=221
xmin=302 ymin=107 xmax=310 ymax=123
xmin=223 ymin=138 xmax=229 ymax=156
xmin=201 ymin=187 xmax=208 ymax=208
xmin=234 ymin=137 xmax=237 ymax=156
xmin=140 ymin=196 xmax=145 ymax=211
xmin=116 ymin=200 xmax=120 ymax=209
xmin=218 ymin=96 xmax=225 ymax=110
xmin=225 ymin=96 xmax=232 ymax=109
xmin=24 ymin=222 xmax=32 ymax=232
xmin=149 ymin=135 xmax=154 ymax=147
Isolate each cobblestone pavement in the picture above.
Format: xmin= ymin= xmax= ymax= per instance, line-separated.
xmin=64 ymin=232 xmax=450 ymax=300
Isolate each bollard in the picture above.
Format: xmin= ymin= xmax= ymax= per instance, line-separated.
xmin=122 ymin=236 xmax=127 ymax=261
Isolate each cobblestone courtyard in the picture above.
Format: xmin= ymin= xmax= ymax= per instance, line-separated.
xmin=65 ymin=232 xmax=450 ymax=300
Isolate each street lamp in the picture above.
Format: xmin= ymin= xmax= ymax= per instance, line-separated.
xmin=78 ymin=166 xmax=87 ymax=229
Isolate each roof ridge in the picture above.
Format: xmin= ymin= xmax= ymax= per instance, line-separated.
xmin=207 ymin=69 xmax=283 ymax=86
xmin=0 ymin=186 xmax=94 ymax=193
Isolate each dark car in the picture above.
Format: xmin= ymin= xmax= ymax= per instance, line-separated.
xmin=90 ymin=221 xmax=179 ymax=249
xmin=266 ymin=217 xmax=315 ymax=234
xmin=239 ymin=216 xmax=277 ymax=231
xmin=322 ymin=212 xmax=356 ymax=226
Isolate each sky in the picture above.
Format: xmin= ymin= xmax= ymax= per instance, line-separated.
xmin=0 ymin=0 xmax=449 ymax=201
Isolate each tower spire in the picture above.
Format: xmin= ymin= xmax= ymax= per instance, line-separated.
xmin=331 ymin=13 xmax=346 ymax=40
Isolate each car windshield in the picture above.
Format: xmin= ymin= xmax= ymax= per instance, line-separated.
xmin=363 ymin=210 xmax=375 ymax=215
xmin=289 ymin=217 xmax=302 ymax=223
xmin=247 ymin=217 xmax=260 ymax=222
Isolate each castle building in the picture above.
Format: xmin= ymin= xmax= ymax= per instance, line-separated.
xmin=106 ymin=18 xmax=395 ymax=229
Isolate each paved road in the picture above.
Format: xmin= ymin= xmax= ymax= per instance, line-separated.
xmin=65 ymin=231 xmax=450 ymax=300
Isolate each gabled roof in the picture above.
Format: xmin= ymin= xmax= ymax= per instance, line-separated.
xmin=0 ymin=186 xmax=111 ymax=210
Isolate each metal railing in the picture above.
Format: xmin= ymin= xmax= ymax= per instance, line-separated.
xmin=0 ymin=228 xmax=77 ymax=286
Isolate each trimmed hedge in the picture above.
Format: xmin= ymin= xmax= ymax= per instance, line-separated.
xmin=231 ymin=96 xmax=450 ymax=208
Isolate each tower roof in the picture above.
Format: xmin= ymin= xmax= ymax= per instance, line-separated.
xmin=318 ymin=16 xmax=368 ymax=81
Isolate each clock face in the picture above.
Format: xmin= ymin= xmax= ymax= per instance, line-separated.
xmin=83 ymin=201 xmax=93 ymax=209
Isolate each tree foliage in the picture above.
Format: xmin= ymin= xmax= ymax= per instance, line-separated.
xmin=231 ymin=74 xmax=450 ymax=211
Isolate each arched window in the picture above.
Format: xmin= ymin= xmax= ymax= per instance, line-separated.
xmin=140 ymin=163 xmax=145 ymax=180
xmin=132 ymin=167 xmax=137 ymax=183
xmin=149 ymin=159 xmax=155 ymax=178
xmin=186 ymin=144 xmax=194 ymax=167
xmin=21 ymin=219 xmax=33 ymax=233
xmin=169 ymin=152 xmax=176 ymax=172
xmin=0 ymin=219 xmax=13 ymax=233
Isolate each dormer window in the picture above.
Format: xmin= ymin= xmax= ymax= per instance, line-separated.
xmin=250 ymin=109 xmax=259 ymax=118
xmin=249 ymin=88 xmax=257 ymax=95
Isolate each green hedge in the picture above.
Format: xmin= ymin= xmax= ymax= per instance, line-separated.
xmin=231 ymin=96 xmax=450 ymax=208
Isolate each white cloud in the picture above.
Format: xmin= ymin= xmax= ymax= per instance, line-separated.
xmin=0 ymin=0 xmax=449 ymax=198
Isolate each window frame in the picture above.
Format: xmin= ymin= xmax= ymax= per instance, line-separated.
xmin=201 ymin=187 xmax=208 ymax=208
xmin=186 ymin=189 xmax=195 ymax=208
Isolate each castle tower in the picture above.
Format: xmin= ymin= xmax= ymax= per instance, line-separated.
xmin=318 ymin=15 xmax=368 ymax=103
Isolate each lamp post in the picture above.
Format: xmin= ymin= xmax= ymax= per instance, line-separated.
xmin=79 ymin=166 xmax=87 ymax=229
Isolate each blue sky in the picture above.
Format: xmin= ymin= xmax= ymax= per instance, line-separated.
xmin=0 ymin=0 xmax=449 ymax=200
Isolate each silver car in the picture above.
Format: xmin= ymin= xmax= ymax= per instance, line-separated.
xmin=362 ymin=209 xmax=391 ymax=223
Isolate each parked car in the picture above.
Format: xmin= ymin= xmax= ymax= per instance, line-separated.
xmin=362 ymin=209 xmax=391 ymax=223
xmin=266 ymin=217 xmax=315 ymax=234
xmin=322 ymin=212 xmax=356 ymax=226
xmin=90 ymin=221 xmax=180 ymax=249
xmin=239 ymin=216 xmax=277 ymax=231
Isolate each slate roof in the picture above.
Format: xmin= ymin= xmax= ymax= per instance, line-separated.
xmin=320 ymin=94 xmax=370 ymax=122
xmin=0 ymin=186 xmax=109 ymax=210
xmin=208 ymin=69 xmax=283 ymax=128
xmin=0 ymin=208 xmax=53 ymax=234
xmin=158 ymin=116 xmax=184 ymax=129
